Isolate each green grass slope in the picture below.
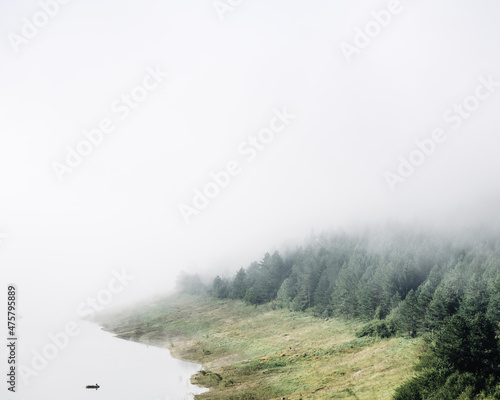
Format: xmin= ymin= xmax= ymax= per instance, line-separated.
xmin=98 ymin=294 xmax=422 ymax=400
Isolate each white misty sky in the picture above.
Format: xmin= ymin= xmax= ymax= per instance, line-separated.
xmin=1 ymin=0 xmax=500 ymax=319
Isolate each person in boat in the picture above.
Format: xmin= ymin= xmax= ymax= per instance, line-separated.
xmin=85 ymin=384 xmax=100 ymax=389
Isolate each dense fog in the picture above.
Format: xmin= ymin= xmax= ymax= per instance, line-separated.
xmin=1 ymin=0 xmax=499 ymax=330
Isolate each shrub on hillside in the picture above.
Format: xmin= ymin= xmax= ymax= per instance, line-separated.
xmin=355 ymin=320 xmax=394 ymax=338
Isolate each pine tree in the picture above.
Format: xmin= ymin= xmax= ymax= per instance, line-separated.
xmin=468 ymin=313 xmax=500 ymax=376
xmin=433 ymin=313 xmax=499 ymax=376
xmin=425 ymin=282 xmax=461 ymax=332
xmin=486 ymin=273 xmax=500 ymax=325
xmin=231 ymin=267 xmax=247 ymax=299
xmin=399 ymin=289 xmax=421 ymax=337
xmin=460 ymin=275 xmax=489 ymax=318
xmin=276 ymin=277 xmax=295 ymax=309
xmin=313 ymin=269 xmax=333 ymax=316
xmin=212 ymin=275 xmax=230 ymax=298
xmin=332 ymin=263 xmax=359 ymax=317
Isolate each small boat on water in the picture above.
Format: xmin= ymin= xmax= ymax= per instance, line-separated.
xmin=85 ymin=384 xmax=100 ymax=390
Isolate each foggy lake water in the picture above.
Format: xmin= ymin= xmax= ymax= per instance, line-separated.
xmin=16 ymin=320 xmax=207 ymax=400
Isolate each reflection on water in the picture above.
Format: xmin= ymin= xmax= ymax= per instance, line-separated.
xmin=17 ymin=320 xmax=207 ymax=400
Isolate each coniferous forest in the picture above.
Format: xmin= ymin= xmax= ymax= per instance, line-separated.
xmin=177 ymin=225 xmax=500 ymax=399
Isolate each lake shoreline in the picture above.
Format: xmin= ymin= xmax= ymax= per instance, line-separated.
xmin=98 ymin=319 xmax=219 ymax=397
xmin=97 ymin=294 xmax=420 ymax=399
xmin=100 ymin=323 xmax=210 ymax=392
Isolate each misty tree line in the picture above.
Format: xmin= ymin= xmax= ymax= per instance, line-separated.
xmin=177 ymin=227 xmax=500 ymax=398
xmin=178 ymin=227 xmax=500 ymax=337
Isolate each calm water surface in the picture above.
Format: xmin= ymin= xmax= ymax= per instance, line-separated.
xmin=17 ymin=320 xmax=207 ymax=400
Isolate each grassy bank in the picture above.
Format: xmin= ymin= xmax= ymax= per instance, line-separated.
xmin=97 ymin=294 xmax=421 ymax=400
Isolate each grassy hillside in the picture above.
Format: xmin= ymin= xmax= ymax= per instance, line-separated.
xmin=98 ymin=294 xmax=421 ymax=399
